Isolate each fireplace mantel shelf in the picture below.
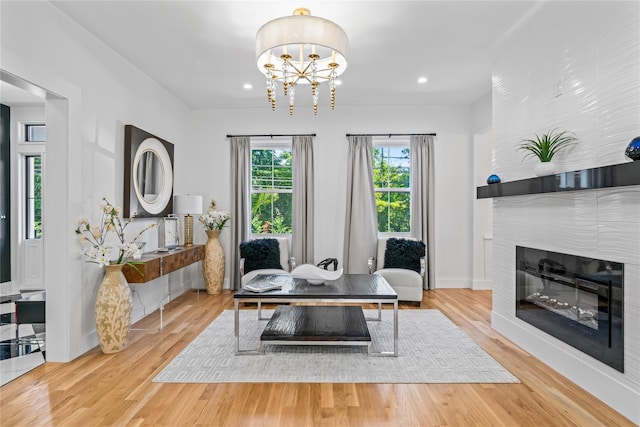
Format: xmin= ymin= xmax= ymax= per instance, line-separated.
xmin=477 ymin=161 xmax=640 ymax=199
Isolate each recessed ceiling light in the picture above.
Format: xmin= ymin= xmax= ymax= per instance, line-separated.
xmin=243 ymin=83 xmax=253 ymax=90
xmin=417 ymin=77 xmax=428 ymax=84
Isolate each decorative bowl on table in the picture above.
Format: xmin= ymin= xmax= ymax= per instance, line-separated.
xmin=290 ymin=264 xmax=344 ymax=285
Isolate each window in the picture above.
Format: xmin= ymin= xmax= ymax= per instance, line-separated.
xmin=373 ymin=144 xmax=411 ymax=233
xmin=251 ymin=146 xmax=293 ymax=234
xmin=25 ymin=124 xmax=46 ymax=142
xmin=25 ymin=155 xmax=43 ymax=239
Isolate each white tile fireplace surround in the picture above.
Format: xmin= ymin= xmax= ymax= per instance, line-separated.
xmin=488 ymin=3 xmax=640 ymax=423
xmin=490 ymin=186 xmax=640 ymax=424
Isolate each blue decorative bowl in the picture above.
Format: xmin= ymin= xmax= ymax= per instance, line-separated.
xmin=486 ymin=174 xmax=501 ymax=184
xmin=625 ymin=136 xmax=640 ymax=161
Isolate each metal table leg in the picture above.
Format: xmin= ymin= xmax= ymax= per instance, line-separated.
xmin=368 ymin=299 xmax=398 ymax=357
xmin=234 ymin=298 xmax=239 ymax=354
xmin=235 ymin=298 xmax=264 ymax=355
xmin=393 ymin=299 xmax=398 ymax=356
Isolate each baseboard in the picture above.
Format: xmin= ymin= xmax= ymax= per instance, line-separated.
xmin=492 ymin=311 xmax=639 ymax=425
xmin=472 ymin=279 xmax=492 ymax=290
xmin=435 ymin=278 xmax=472 ymax=289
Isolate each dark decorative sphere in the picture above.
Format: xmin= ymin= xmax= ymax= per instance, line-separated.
xmin=486 ymin=174 xmax=501 ymax=184
xmin=625 ymin=136 xmax=640 ymax=161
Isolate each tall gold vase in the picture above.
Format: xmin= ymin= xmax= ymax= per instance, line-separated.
xmin=204 ymin=229 xmax=225 ymax=294
xmin=95 ymin=264 xmax=133 ymax=354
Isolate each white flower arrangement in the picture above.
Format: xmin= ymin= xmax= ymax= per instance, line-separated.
xmin=199 ymin=200 xmax=231 ymax=231
xmin=75 ymin=198 xmax=156 ymax=267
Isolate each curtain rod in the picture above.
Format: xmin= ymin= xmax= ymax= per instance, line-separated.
xmin=226 ymin=133 xmax=316 ymax=138
xmin=346 ymin=133 xmax=436 ymax=137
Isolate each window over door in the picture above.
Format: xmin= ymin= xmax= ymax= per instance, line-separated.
xmin=250 ymin=144 xmax=293 ymax=234
xmin=25 ymin=124 xmax=46 ymax=142
xmin=373 ymin=143 xmax=411 ymax=234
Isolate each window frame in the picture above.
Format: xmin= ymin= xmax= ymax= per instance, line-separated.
xmin=372 ymin=137 xmax=412 ymax=237
xmin=249 ymin=138 xmax=293 ymax=237
xmin=17 ymin=122 xmax=46 ymax=241
xmin=24 ymin=123 xmax=47 ymax=142
xmin=24 ymin=154 xmax=43 ymax=239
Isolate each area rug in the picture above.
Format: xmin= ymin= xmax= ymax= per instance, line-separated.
xmin=153 ymin=309 xmax=519 ymax=384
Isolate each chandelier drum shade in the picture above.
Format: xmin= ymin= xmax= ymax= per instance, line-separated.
xmin=255 ymin=8 xmax=349 ymax=115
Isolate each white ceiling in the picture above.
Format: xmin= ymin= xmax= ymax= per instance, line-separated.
xmin=28 ymin=1 xmax=537 ymax=110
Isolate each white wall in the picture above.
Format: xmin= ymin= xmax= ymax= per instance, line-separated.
xmin=1 ymin=2 xmax=194 ymax=361
xmin=0 ymin=1 xmax=480 ymax=362
xmin=471 ymin=92 xmax=491 ymax=134
xmin=471 ymin=93 xmax=493 ymax=290
xmin=491 ymin=2 xmax=640 ymax=424
xmin=187 ymin=104 xmax=474 ymax=290
xmin=472 ymin=129 xmax=493 ymax=290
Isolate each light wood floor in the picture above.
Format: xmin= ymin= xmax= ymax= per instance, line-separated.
xmin=0 ymin=289 xmax=634 ymax=426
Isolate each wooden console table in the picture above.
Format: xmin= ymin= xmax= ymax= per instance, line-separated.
xmin=122 ymin=245 xmax=204 ymax=329
xmin=122 ymin=244 xmax=204 ymax=283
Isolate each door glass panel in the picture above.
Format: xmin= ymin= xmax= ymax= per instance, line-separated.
xmin=25 ymin=155 xmax=42 ymax=239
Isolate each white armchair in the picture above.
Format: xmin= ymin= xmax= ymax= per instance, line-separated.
xmin=368 ymin=237 xmax=425 ymax=305
xmin=239 ymin=237 xmax=296 ymax=288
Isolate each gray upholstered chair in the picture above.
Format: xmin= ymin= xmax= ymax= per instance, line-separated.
xmin=368 ymin=237 xmax=425 ymax=305
xmin=239 ymin=237 xmax=295 ymax=288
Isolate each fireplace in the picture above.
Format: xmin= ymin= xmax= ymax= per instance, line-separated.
xmin=515 ymin=246 xmax=624 ymax=372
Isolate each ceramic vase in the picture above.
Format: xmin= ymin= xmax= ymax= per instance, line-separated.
xmin=625 ymin=136 xmax=640 ymax=161
xmin=486 ymin=174 xmax=501 ymax=184
xmin=204 ymin=229 xmax=225 ymax=294
xmin=95 ymin=264 xmax=133 ymax=354
xmin=534 ymin=161 xmax=556 ymax=177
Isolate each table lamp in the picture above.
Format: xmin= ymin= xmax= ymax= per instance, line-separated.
xmin=173 ymin=194 xmax=203 ymax=246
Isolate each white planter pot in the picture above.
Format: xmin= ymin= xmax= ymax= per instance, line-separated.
xmin=534 ymin=161 xmax=556 ymax=177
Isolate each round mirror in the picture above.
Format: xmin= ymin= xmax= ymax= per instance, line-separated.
xmin=132 ymin=137 xmax=173 ymax=215
xmin=135 ymin=150 xmax=164 ymax=203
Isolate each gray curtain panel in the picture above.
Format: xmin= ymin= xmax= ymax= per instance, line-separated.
xmin=229 ymin=136 xmax=251 ymax=290
xmin=292 ymin=135 xmax=314 ymax=264
xmin=343 ymin=135 xmax=378 ymax=273
xmin=410 ymin=134 xmax=436 ymax=289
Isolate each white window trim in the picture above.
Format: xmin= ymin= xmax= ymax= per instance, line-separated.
xmin=18 ymin=121 xmax=46 ymax=144
xmin=372 ymin=136 xmax=410 ymax=147
xmin=249 ymin=138 xmax=293 ymax=238
xmin=372 ymin=138 xmax=412 ymax=235
xmin=17 ymin=121 xmax=46 ymax=242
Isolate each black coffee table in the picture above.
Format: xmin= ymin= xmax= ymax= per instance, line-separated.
xmin=234 ymin=273 xmax=398 ymax=356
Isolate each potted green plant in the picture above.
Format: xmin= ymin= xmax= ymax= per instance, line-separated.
xmin=517 ymin=128 xmax=577 ymax=176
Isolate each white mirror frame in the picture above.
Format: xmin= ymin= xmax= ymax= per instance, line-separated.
xmin=132 ymin=137 xmax=173 ymax=215
xmin=124 ymin=125 xmax=174 ymax=218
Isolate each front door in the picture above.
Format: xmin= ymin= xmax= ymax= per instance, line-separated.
xmin=0 ymin=104 xmax=10 ymax=284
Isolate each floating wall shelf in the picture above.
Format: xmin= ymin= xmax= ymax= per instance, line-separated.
xmin=477 ymin=161 xmax=640 ymax=199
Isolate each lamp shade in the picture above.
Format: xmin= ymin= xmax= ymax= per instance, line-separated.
xmin=255 ymin=13 xmax=350 ymax=80
xmin=255 ymin=8 xmax=349 ymax=115
xmin=173 ymin=195 xmax=203 ymax=215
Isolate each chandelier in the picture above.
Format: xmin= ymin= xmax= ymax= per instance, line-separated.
xmin=255 ymin=8 xmax=349 ymax=115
